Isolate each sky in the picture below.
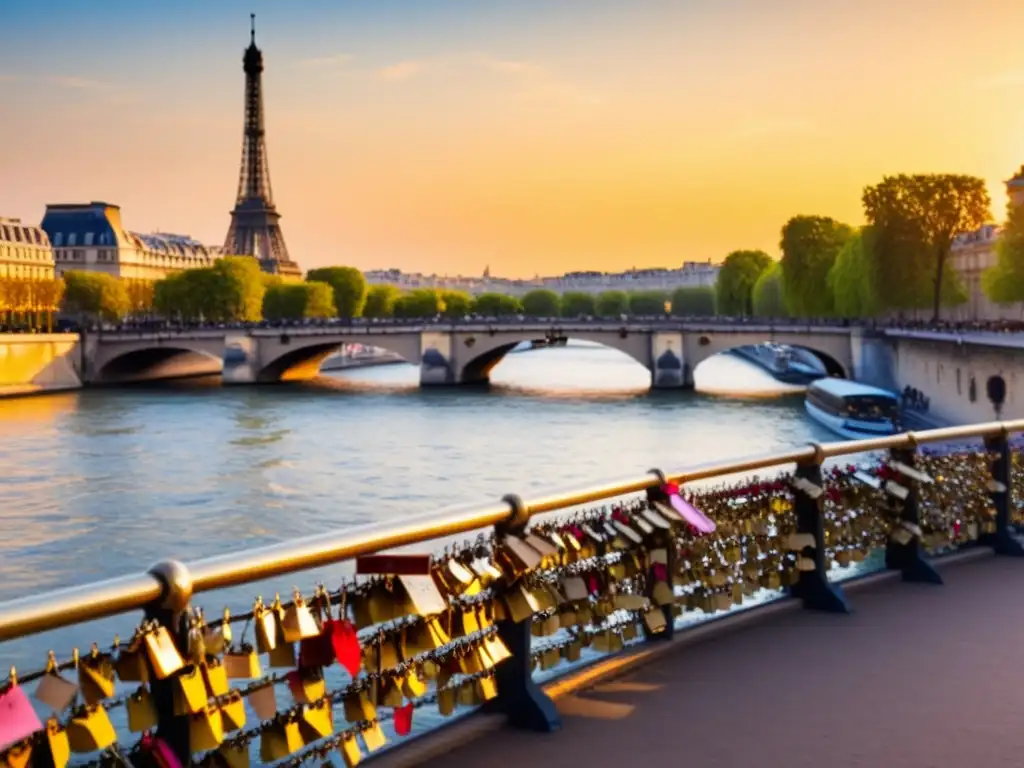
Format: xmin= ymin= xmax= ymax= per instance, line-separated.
xmin=2 ymin=0 xmax=1024 ymax=279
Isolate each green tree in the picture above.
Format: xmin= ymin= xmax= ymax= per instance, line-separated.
xmin=670 ymin=286 xmax=716 ymax=317
xmin=305 ymin=266 xmax=367 ymax=318
xmin=628 ymin=290 xmax=669 ymax=316
xmin=595 ymin=290 xmax=629 ymax=317
xmin=263 ymin=282 xmax=336 ymax=320
xmin=982 ymin=185 xmax=1024 ymax=305
xmin=751 ymin=262 xmax=788 ymax=317
xmin=779 ymin=215 xmax=855 ymax=317
xmin=521 ymin=289 xmax=561 ymax=317
xmin=715 ymin=250 xmax=772 ymax=316
xmin=863 ymin=174 xmax=987 ymax=320
xmin=393 ymin=288 xmax=444 ymax=318
xmin=212 ymin=256 xmax=266 ymax=322
xmin=363 ymin=284 xmax=400 ymax=319
xmin=560 ymin=291 xmax=596 ymax=317
xmin=827 ymin=227 xmax=881 ymax=317
xmin=62 ymin=271 xmax=131 ymax=322
xmin=440 ymin=290 xmax=473 ymax=318
xmin=472 ymin=292 xmax=523 ymax=316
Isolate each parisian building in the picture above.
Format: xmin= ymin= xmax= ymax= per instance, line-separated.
xmin=40 ymin=202 xmax=219 ymax=280
xmin=0 ymin=216 xmax=55 ymax=280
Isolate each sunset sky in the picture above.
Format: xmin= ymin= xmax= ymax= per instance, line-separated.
xmin=2 ymin=0 xmax=1023 ymax=278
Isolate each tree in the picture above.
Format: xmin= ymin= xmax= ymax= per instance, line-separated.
xmin=670 ymin=286 xmax=715 ymax=317
xmin=124 ymin=280 xmax=155 ymax=317
xmin=521 ymin=289 xmax=561 ymax=317
xmin=263 ymin=281 xmax=336 ymax=320
xmin=441 ymin=290 xmax=472 ymax=318
xmin=560 ymin=291 xmax=596 ymax=317
xmin=751 ymin=262 xmax=788 ymax=317
xmin=472 ymin=292 xmax=523 ymax=316
xmin=363 ymin=284 xmax=400 ymax=319
xmin=827 ymin=227 xmax=880 ymax=317
xmin=63 ymin=271 xmax=130 ymax=322
xmin=779 ymin=215 xmax=854 ymax=317
xmin=715 ymin=250 xmax=772 ymax=316
xmin=628 ymin=290 xmax=669 ymax=316
xmin=393 ymin=288 xmax=444 ymax=318
xmin=982 ymin=189 xmax=1024 ymax=305
xmin=31 ymin=278 xmax=66 ymax=331
xmin=595 ymin=290 xmax=629 ymax=317
xmin=212 ymin=256 xmax=266 ymax=322
xmin=863 ymin=174 xmax=988 ymax=320
xmin=305 ymin=266 xmax=368 ymax=318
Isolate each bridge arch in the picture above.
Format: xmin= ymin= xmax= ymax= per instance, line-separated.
xmin=687 ymin=331 xmax=853 ymax=384
xmin=92 ymin=342 xmax=225 ymax=384
xmin=253 ymin=333 xmax=422 ymax=383
xmin=451 ymin=328 xmax=654 ymax=385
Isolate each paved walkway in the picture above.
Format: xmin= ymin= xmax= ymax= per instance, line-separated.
xmin=441 ymin=556 xmax=1024 ymax=768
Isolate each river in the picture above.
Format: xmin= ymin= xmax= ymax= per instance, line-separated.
xmin=0 ymin=344 xmax=841 ymax=705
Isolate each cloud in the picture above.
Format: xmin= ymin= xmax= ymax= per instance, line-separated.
xmin=376 ymin=60 xmax=427 ymax=81
xmin=730 ymin=118 xmax=816 ymax=140
xmin=978 ymin=70 xmax=1024 ymax=89
xmin=293 ymin=54 xmax=352 ymax=70
xmin=45 ymin=76 xmax=110 ymax=90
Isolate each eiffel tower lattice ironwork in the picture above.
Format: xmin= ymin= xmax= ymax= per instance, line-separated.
xmin=222 ymin=14 xmax=301 ymax=276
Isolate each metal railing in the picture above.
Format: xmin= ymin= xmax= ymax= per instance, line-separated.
xmin=1 ymin=419 xmax=1022 ymax=643
xmin=2 ymin=417 xmax=1023 ymax=765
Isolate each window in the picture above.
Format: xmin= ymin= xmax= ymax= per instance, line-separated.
xmin=13 ymin=228 xmax=22 ymax=243
xmin=53 ymin=232 xmax=63 ymax=246
xmin=68 ymin=233 xmax=77 ymax=246
xmin=85 ymin=232 xmax=94 ymax=246
xmin=72 ymin=249 xmax=84 ymax=261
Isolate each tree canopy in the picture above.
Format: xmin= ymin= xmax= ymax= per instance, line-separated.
xmin=363 ymin=284 xmax=401 ymax=319
xmin=628 ymin=290 xmax=668 ymax=316
xmin=751 ymin=262 xmax=788 ymax=317
xmin=715 ymin=250 xmax=772 ymax=316
xmin=152 ymin=257 xmax=267 ymax=322
xmin=305 ymin=266 xmax=367 ymax=318
xmin=63 ymin=271 xmax=131 ymax=322
xmin=440 ymin=290 xmax=472 ymax=318
xmin=982 ymin=194 xmax=1024 ymax=305
xmin=669 ymin=286 xmax=715 ymax=317
xmin=263 ymin=281 xmax=336 ymax=320
xmin=779 ymin=215 xmax=854 ymax=316
xmin=472 ymin=292 xmax=523 ymax=316
xmin=560 ymin=291 xmax=596 ymax=317
xmin=827 ymin=228 xmax=880 ymax=318
xmin=393 ymin=288 xmax=444 ymax=318
xmin=521 ymin=289 xmax=561 ymax=317
xmin=595 ymin=290 xmax=629 ymax=317
xmin=862 ymin=174 xmax=986 ymax=319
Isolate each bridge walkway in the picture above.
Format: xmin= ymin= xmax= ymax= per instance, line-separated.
xmin=434 ymin=554 xmax=1024 ymax=768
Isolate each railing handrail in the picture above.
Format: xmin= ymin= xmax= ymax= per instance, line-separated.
xmin=3 ymin=417 xmax=1023 ymax=643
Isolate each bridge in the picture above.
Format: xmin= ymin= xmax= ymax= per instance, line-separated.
xmin=1 ymin=420 xmax=1022 ymax=767
xmin=82 ymin=320 xmax=858 ymax=388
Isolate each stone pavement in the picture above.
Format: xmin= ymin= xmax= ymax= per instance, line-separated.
xmin=437 ymin=555 xmax=1024 ymax=768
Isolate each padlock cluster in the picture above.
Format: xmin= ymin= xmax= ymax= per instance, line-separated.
xmin=0 ymin=447 xmax=1004 ymax=767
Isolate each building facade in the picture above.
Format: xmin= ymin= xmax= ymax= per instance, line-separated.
xmin=40 ymin=202 xmax=218 ymax=280
xmin=364 ymin=261 xmax=720 ymax=298
xmin=0 ymin=217 xmax=55 ymax=280
xmin=947 ymin=165 xmax=1024 ymax=321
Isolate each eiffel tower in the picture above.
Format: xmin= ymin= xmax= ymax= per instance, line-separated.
xmin=222 ymin=14 xmax=302 ymax=277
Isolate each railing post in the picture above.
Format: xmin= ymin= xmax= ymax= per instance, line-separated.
xmin=981 ymin=427 xmax=1024 ymax=556
xmin=789 ymin=447 xmax=851 ymax=613
xmin=643 ymin=473 xmax=676 ymax=641
xmin=145 ymin=560 xmax=194 ymax=764
xmin=486 ymin=494 xmax=561 ymax=733
xmin=884 ymin=444 xmax=943 ymax=584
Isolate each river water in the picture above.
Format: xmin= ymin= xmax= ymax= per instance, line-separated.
xmin=0 ymin=344 xmax=844 ymax=738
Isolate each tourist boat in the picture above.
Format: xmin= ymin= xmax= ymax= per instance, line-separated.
xmin=729 ymin=343 xmax=826 ymax=385
xmin=804 ymin=378 xmax=900 ymax=439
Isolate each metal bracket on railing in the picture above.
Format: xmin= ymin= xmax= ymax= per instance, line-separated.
xmin=147 ymin=560 xmax=194 ymax=613
xmin=498 ymin=494 xmax=531 ymax=534
xmin=804 ymin=442 xmax=826 ymax=467
xmin=647 ymin=467 xmax=667 ymax=485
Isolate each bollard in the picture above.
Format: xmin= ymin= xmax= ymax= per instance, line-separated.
xmin=789 ymin=450 xmax=851 ymax=613
xmin=485 ymin=495 xmax=562 ymax=733
xmin=884 ymin=446 xmax=942 ymax=584
xmin=981 ymin=430 xmax=1024 ymax=556
xmin=144 ymin=560 xmax=195 ymax=764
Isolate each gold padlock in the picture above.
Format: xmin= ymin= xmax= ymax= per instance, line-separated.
xmin=338 ymin=733 xmax=362 ymax=767
xmin=143 ymin=625 xmax=184 ymax=680
xmin=223 ymin=645 xmax=262 ymax=679
xmin=78 ymin=647 xmax=115 ymax=706
xmin=282 ymin=592 xmax=321 ymax=643
xmin=190 ymin=707 xmax=225 ymax=752
xmin=299 ymin=701 xmax=334 ymax=743
xmin=342 ymin=690 xmax=376 ymax=723
xmin=41 ymin=719 xmax=70 ymax=768
xmin=259 ymin=720 xmax=303 ymax=762
xmin=66 ymin=706 xmax=117 ymax=753
xmin=217 ymin=742 xmax=250 ymax=768
xmin=114 ymin=637 xmax=148 ymax=684
xmin=126 ymin=686 xmax=158 ymax=733
xmin=220 ymin=691 xmax=247 ymax=732
xmin=201 ymin=659 xmax=230 ymax=698
xmin=173 ymin=664 xmax=208 ymax=715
